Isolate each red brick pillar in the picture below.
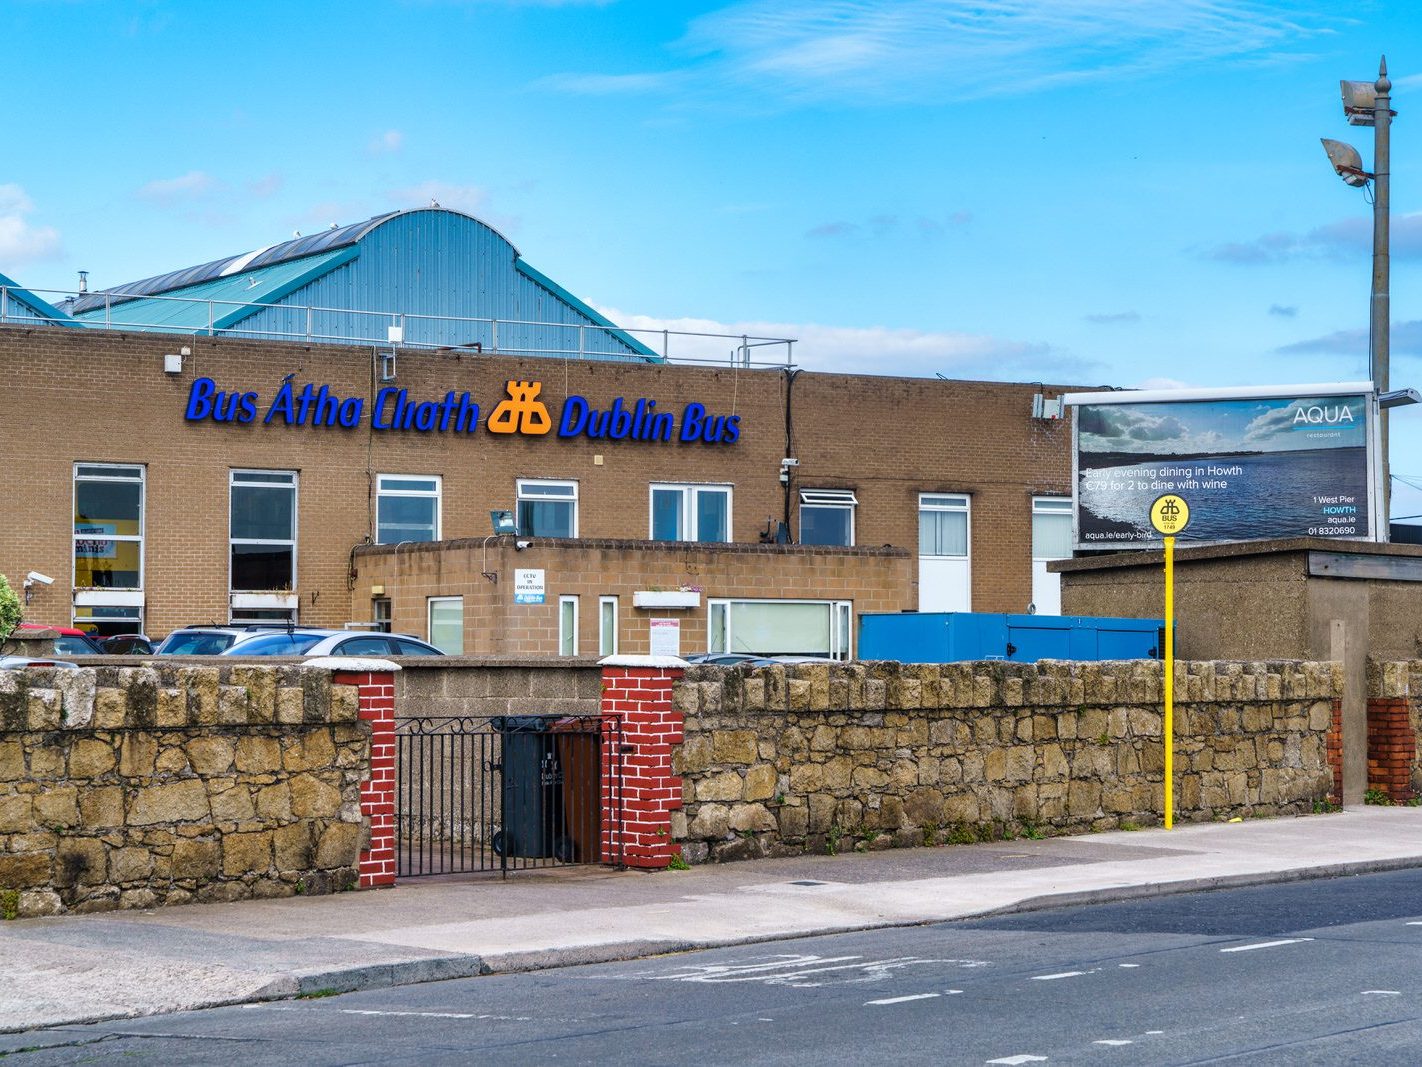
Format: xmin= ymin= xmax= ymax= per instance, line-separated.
xmin=335 ymin=668 xmax=398 ymax=888
xmin=1367 ymin=696 xmax=1416 ymax=803
xmin=1327 ymin=698 xmax=1344 ymax=805
xmin=599 ymin=657 xmax=685 ymax=869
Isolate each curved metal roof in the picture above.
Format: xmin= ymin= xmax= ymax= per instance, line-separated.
xmin=70 ymin=207 xmax=522 ymax=314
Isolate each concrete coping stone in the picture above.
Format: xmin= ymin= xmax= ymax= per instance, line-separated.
xmin=305 ymin=657 xmax=402 ymax=672
xmin=599 ymin=654 xmax=690 ymax=669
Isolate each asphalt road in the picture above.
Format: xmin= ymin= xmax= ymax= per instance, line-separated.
xmin=9 ymin=868 xmax=1422 ymax=1065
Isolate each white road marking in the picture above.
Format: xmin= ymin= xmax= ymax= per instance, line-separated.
xmin=1118 ymin=963 xmax=1140 ymax=968
xmin=1145 ymin=1030 xmax=1164 ymax=1035
xmin=1094 ymin=1040 xmax=1134 ymax=1046
xmin=1363 ymin=990 xmax=1403 ymax=996
xmin=866 ymin=993 xmax=941 ymax=1006
xmin=1219 ymin=938 xmax=1314 ymax=953
xmin=609 ymin=953 xmax=988 ymax=988
xmin=1405 ymin=921 xmax=1422 ymax=925
xmin=339 ymin=1010 xmax=532 ymax=1020
xmin=1031 ymin=971 xmax=1085 ymax=981
xmin=986 ymin=1056 xmax=1048 ymax=1065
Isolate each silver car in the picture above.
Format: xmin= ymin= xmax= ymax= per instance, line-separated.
xmin=218 ymin=629 xmax=444 ymax=657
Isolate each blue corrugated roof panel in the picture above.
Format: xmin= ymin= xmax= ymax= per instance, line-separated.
xmin=69 ymin=207 xmax=659 ymax=360
xmin=70 ymin=248 xmax=357 ymax=333
xmin=0 ymin=271 xmax=77 ymax=326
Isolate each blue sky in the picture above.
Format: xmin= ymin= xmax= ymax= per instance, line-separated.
xmin=6 ymin=0 xmax=1422 ymax=514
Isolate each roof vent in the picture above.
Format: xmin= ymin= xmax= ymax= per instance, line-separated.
xmin=77 ymin=270 xmax=88 ymax=294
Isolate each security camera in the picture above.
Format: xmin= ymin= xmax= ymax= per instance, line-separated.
xmin=515 ymin=540 xmax=532 ymax=551
xmin=25 ymin=571 xmax=54 ymax=586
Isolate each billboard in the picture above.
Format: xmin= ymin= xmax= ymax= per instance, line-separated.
xmin=1065 ymin=383 xmax=1377 ymax=550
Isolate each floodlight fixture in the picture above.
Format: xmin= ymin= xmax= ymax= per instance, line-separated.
xmin=1320 ymin=138 xmax=1370 ymax=187
xmin=1379 ymin=388 xmax=1421 ymax=409
xmin=1341 ymin=79 xmax=1380 ymax=126
xmin=490 ymin=509 xmax=516 ymax=535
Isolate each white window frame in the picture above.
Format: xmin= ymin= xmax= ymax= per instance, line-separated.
xmin=73 ymin=462 xmax=145 ymax=592
xmin=599 ymin=596 xmax=618 ymax=657
xmin=375 ymin=474 xmax=442 ymax=544
xmin=705 ymin=597 xmax=854 ymax=661
xmin=517 ymin=479 xmax=579 ymax=538
xmin=1031 ymin=496 xmax=1073 ymax=560
xmin=428 ymin=595 xmax=464 ymax=655
xmin=648 ymin=482 xmax=733 ymax=543
xmin=229 ymin=469 xmax=298 ymax=593
xmin=918 ymin=493 xmax=971 ymax=558
xmin=559 ymin=595 xmax=580 ymax=657
xmin=798 ymin=488 xmax=858 ymax=547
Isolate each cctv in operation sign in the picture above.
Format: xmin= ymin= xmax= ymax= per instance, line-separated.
xmin=1061 ymin=382 xmax=1379 ymax=550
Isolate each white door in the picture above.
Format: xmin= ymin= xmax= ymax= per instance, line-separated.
xmin=1031 ymin=497 xmax=1073 ymax=616
xmin=918 ymin=494 xmax=970 ymax=612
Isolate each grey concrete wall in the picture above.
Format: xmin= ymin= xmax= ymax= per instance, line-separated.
xmin=393 ymin=659 xmax=603 ymax=720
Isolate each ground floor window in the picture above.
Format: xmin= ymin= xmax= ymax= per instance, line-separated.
xmin=74 ymin=462 xmax=144 ymax=591
xmin=372 ymin=596 xmax=392 ymax=633
xmin=559 ymin=595 xmax=579 ymax=656
xmin=230 ymin=469 xmax=297 ymax=591
xmin=230 ymin=608 xmax=297 ymax=625
xmin=428 ymin=596 xmax=464 ymax=654
xmin=72 ymin=604 xmax=143 ymax=638
xmin=599 ymin=596 xmax=618 ymax=657
xmin=707 ymin=598 xmax=853 ymax=660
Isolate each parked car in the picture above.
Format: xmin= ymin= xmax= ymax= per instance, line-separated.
xmin=153 ymin=627 xmax=269 ymax=655
xmin=218 ymin=629 xmax=444 ymax=657
xmin=0 ymin=656 xmax=79 ymax=670
xmin=13 ymin=622 xmax=105 ymax=655
xmin=99 ymin=633 xmax=154 ymax=655
xmin=684 ymin=652 xmax=777 ymax=666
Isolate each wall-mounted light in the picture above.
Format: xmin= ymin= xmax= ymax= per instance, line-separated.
xmin=163 ymin=346 xmax=190 ymax=374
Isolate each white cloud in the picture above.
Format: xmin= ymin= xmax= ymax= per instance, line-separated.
xmin=1205 ymin=212 xmax=1422 ymax=264
xmin=535 ymin=72 xmax=672 ymax=95
xmin=546 ymin=1 xmax=1332 ymax=107
xmin=368 ymin=129 xmax=405 ymax=155
xmin=0 ymin=184 xmax=61 ymax=267
xmin=598 ymin=306 xmax=1095 ymax=380
xmin=136 ymin=170 xmax=219 ymax=204
xmin=387 ymin=180 xmax=489 ymax=214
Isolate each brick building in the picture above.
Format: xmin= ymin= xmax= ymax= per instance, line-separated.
xmin=0 ymin=207 xmax=1078 ymax=658
xmin=0 ymin=324 xmax=1075 ymax=657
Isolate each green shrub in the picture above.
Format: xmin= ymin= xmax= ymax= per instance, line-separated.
xmin=0 ymin=575 xmax=20 ymax=640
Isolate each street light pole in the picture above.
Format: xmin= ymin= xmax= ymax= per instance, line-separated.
xmin=1372 ymin=58 xmax=1392 ymax=534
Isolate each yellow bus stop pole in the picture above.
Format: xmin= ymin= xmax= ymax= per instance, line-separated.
xmin=1164 ymin=534 xmax=1174 ymax=830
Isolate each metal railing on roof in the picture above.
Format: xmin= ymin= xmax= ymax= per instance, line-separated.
xmin=0 ymin=286 xmax=797 ymax=369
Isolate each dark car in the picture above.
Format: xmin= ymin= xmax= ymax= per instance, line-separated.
xmin=99 ymin=634 xmax=154 ymax=655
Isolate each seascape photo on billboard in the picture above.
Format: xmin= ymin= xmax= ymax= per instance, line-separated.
xmin=1075 ymin=394 xmax=1370 ymax=548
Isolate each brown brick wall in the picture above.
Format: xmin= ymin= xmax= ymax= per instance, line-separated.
xmin=355 ymin=539 xmax=913 ymax=657
xmin=0 ymin=325 xmax=1073 ymax=637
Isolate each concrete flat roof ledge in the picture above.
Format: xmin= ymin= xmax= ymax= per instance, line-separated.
xmin=1051 ymin=536 xmax=1422 ymax=573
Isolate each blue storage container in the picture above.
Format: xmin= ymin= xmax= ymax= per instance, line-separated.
xmin=857 ymin=612 xmax=1165 ymax=664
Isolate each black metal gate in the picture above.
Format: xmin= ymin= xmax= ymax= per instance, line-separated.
xmin=395 ymin=714 xmax=622 ymax=877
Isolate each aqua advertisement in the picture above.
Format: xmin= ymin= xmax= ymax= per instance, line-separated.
xmin=1073 ymin=393 xmax=1373 ymax=549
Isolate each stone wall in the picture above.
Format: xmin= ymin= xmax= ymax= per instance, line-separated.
xmin=671 ymin=660 xmax=1339 ymax=863
xmin=0 ymin=664 xmax=368 ymax=917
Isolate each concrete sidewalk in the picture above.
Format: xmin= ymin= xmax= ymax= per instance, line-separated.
xmin=5 ymin=806 xmax=1422 ymax=1034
